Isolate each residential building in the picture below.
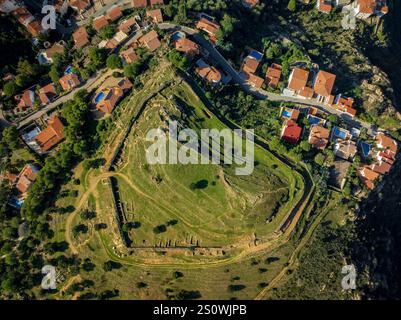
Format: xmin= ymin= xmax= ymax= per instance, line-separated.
xmin=119 ymin=17 xmax=140 ymax=34
xmin=281 ymin=120 xmax=302 ymax=144
xmin=313 ymin=70 xmax=336 ymax=104
xmin=333 ymin=139 xmax=357 ymax=161
xmin=120 ymin=47 xmax=139 ymax=64
xmin=175 ymin=38 xmax=200 ymax=56
xmin=287 ymin=68 xmax=309 ymax=94
xmin=358 ymin=165 xmax=380 ymax=190
xmin=34 ymin=115 xmax=65 ymax=153
xmin=146 ymin=9 xmax=163 ymax=23
xmin=308 ymin=125 xmax=331 ymax=150
xmin=281 ymin=107 xmax=300 ymax=121
xmin=333 ymin=94 xmax=357 ymax=117
xmin=93 ymin=15 xmax=109 ymax=31
xmin=246 ymin=73 xmax=264 ymax=88
xmin=38 ymin=83 xmax=58 ymax=106
xmin=317 ymin=0 xmax=333 ymax=13
xmin=59 ymin=73 xmax=81 ymax=91
xmin=354 ymin=0 xmax=389 ymax=19
xmin=69 ymin=0 xmax=91 ymax=14
xmin=196 ymin=17 xmax=220 ymax=42
xmin=73 ymin=26 xmax=90 ymax=49
xmin=195 ymin=59 xmax=222 ymax=86
xmin=95 ymin=78 xmax=133 ymax=114
xmin=138 ymin=30 xmax=161 ymax=52
xmin=132 ymin=0 xmax=148 ymax=8
xmin=107 ymin=6 xmax=123 ymax=22
xmin=265 ymin=64 xmax=282 ymax=88
xmin=15 ymin=90 xmax=35 ymax=113
xmin=15 ymin=164 xmax=39 ymax=197
xmin=376 ymin=132 xmax=398 ymax=155
xmin=37 ymin=42 xmax=65 ymax=64
xmin=242 ymin=0 xmax=259 ymax=8
xmin=150 ymin=0 xmax=164 ymax=4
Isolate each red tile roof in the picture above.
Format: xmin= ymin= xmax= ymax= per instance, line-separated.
xmin=281 ymin=120 xmax=302 ymax=144
xmin=132 ymin=0 xmax=148 ymax=8
xmin=196 ymin=18 xmax=220 ymax=36
xmin=93 ymin=15 xmax=109 ymax=31
xmin=376 ymin=132 xmax=398 ymax=154
xmin=16 ymin=164 xmax=39 ymax=194
xmin=288 ymin=68 xmax=309 ymax=92
xmin=138 ymin=30 xmax=161 ymax=51
xmin=35 ymin=116 xmax=65 ymax=152
xmin=59 ymin=73 xmax=81 ymax=91
xmin=175 ymin=38 xmax=200 ymax=55
xmin=242 ymin=57 xmax=259 ymax=74
xmin=308 ymin=125 xmax=330 ymax=150
xmin=146 ymin=9 xmax=163 ymax=23
xmin=265 ymin=64 xmax=282 ymax=88
xmin=358 ymin=166 xmax=380 ymax=190
xmin=314 ymin=70 xmax=336 ymax=97
xmin=107 ymin=6 xmax=123 ymax=22
xmin=69 ymin=0 xmax=91 ymax=12
xmin=120 ymin=47 xmax=139 ymax=64
xmin=39 ymin=83 xmax=57 ymax=105
xmin=73 ymin=26 xmax=89 ymax=49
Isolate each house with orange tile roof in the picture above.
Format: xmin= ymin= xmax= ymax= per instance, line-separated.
xmin=376 ymin=132 xmax=398 ymax=154
xmin=242 ymin=0 xmax=259 ymax=8
xmin=333 ymin=139 xmax=357 ymax=161
xmin=95 ymin=78 xmax=132 ymax=114
xmin=281 ymin=120 xmax=302 ymax=144
xmin=313 ymin=70 xmax=336 ymax=104
xmin=287 ymin=67 xmax=309 ymax=94
xmin=59 ymin=73 xmax=81 ymax=91
xmin=150 ymin=0 xmax=164 ymax=5
xmin=69 ymin=0 xmax=91 ymax=14
xmin=370 ymin=160 xmax=392 ymax=175
xmin=107 ymin=5 xmax=123 ymax=22
xmin=317 ymin=0 xmax=333 ymax=13
xmin=119 ymin=17 xmax=139 ymax=34
xmin=15 ymin=164 xmax=39 ymax=196
xmin=138 ymin=30 xmax=161 ymax=52
xmin=15 ymin=90 xmax=35 ymax=113
xmin=242 ymin=56 xmax=260 ymax=74
xmin=196 ymin=17 xmax=220 ymax=42
xmin=11 ymin=6 xmax=45 ymax=37
xmin=332 ymin=95 xmax=357 ymax=117
xmin=38 ymin=83 xmax=58 ymax=106
xmin=308 ymin=125 xmax=331 ymax=150
xmin=265 ymin=64 xmax=282 ymax=88
xmin=93 ymin=15 xmax=109 ymax=31
xmin=245 ymin=73 xmax=264 ymax=89
xmin=354 ymin=0 xmax=389 ymax=19
xmin=281 ymin=107 xmax=300 ymax=121
xmin=73 ymin=26 xmax=90 ymax=49
xmin=146 ymin=9 xmax=163 ymax=23
xmin=132 ymin=0 xmax=148 ymax=8
xmin=120 ymin=47 xmax=139 ymax=64
xmin=37 ymin=42 xmax=65 ymax=64
xmin=34 ymin=115 xmax=65 ymax=153
xmin=175 ymin=38 xmax=200 ymax=56
xmin=358 ymin=165 xmax=380 ymax=190
xmin=195 ymin=59 xmax=222 ymax=86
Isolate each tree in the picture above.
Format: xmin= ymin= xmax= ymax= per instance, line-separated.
xmin=98 ymin=25 xmax=115 ymax=40
xmin=314 ymin=153 xmax=325 ymax=167
xmin=2 ymin=126 xmax=20 ymax=150
xmin=3 ymin=81 xmax=18 ymax=97
xmin=106 ymin=54 xmax=122 ymax=70
xmin=123 ymin=61 xmax=143 ymax=79
xmin=300 ymin=141 xmax=311 ymax=152
xmin=167 ymin=49 xmax=189 ymax=70
xmin=88 ymin=48 xmax=107 ymax=69
xmin=288 ymin=0 xmax=297 ymax=12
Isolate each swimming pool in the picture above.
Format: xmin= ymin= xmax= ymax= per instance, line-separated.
xmin=308 ymin=115 xmax=322 ymax=126
xmin=249 ymin=50 xmax=263 ymax=61
xmin=334 ymin=127 xmax=347 ymax=140
xmin=282 ymin=110 xmax=292 ymax=118
xmin=360 ymin=141 xmax=371 ymax=158
xmin=171 ymin=31 xmax=185 ymax=42
xmin=94 ymin=92 xmax=105 ymax=104
xmin=9 ymin=197 xmax=24 ymax=209
xmin=64 ymin=66 xmax=73 ymax=75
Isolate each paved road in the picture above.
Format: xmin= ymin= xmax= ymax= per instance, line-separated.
xmin=159 ymin=23 xmax=377 ymax=136
xmin=17 ymin=69 xmax=110 ymax=129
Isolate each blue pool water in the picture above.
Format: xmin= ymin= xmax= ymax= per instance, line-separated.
xmin=9 ymin=198 xmax=24 ymax=209
xmin=64 ymin=66 xmax=73 ymax=75
xmin=249 ymin=50 xmax=263 ymax=61
xmin=360 ymin=141 xmax=371 ymax=158
xmin=308 ymin=115 xmax=321 ymax=125
xmin=334 ymin=127 xmax=347 ymax=139
xmin=282 ymin=110 xmax=292 ymax=118
xmin=171 ymin=31 xmax=185 ymax=42
xmin=95 ymin=92 xmax=105 ymax=104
